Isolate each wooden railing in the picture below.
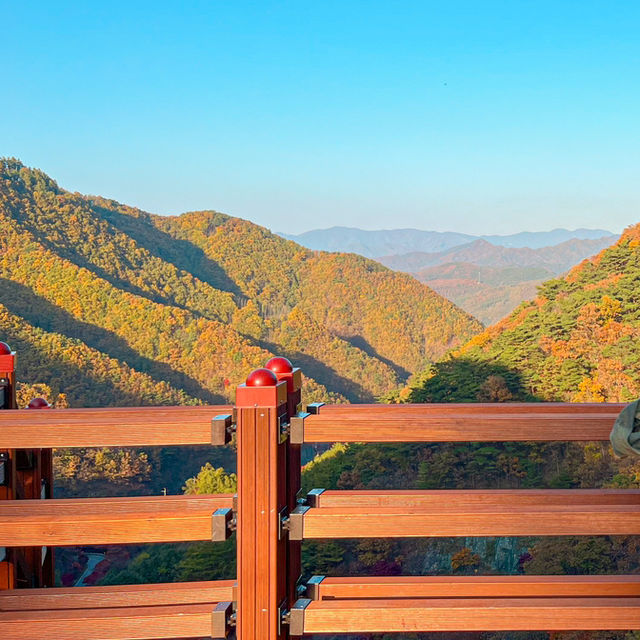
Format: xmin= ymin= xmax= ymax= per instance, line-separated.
xmin=0 ymin=348 xmax=638 ymax=638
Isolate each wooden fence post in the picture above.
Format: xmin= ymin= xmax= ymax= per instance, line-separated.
xmin=236 ymin=366 xmax=290 ymax=639
xmin=24 ymin=397 xmax=55 ymax=587
xmin=0 ymin=342 xmax=17 ymax=589
xmin=264 ymin=358 xmax=303 ymax=605
xmin=0 ymin=342 xmax=55 ymax=589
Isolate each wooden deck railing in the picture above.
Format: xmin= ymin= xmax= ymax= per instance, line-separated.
xmin=0 ymin=348 xmax=638 ymax=638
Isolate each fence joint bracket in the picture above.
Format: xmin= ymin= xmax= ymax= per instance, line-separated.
xmin=287 ymin=598 xmax=312 ymax=636
xmin=290 ymin=412 xmax=310 ymax=445
xmin=284 ymin=505 xmax=309 ymax=540
xmin=211 ymin=601 xmax=235 ymax=638
xmin=306 ymin=575 xmax=325 ymax=600
xmin=212 ymin=507 xmax=236 ymax=541
xmin=211 ymin=414 xmax=235 ymax=445
xmin=305 ymin=402 xmax=324 ymax=414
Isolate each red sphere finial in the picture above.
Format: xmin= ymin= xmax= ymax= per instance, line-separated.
xmin=0 ymin=342 xmax=12 ymax=355
xmin=27 ymin=397 xmax=51 ymax=410
xmin=246 ymin=368 xmax=278 ymax=387
xmin=265 ymin=356 xmax=293 ymax=374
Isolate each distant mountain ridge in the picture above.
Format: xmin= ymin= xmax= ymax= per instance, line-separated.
xmin=378 ymin=237 xmax=618 ymax=273
xmin=281 ymin=226 xmax=616 ymax=257
xmin=353 ymin=233 xmax=618 ymax=326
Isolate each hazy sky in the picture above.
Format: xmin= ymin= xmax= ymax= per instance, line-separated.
xmin=2 ymin=1 xmax=638 ymax=234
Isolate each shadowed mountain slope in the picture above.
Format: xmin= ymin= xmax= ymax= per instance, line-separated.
xmin=0 ymin=159 xmax=481 ymax=405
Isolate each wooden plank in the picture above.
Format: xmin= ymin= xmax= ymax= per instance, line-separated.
xmin=314 ymin=575 xmax=640 ymax=599
xmin=0 ymin=494 xmax=234 ymax=546
xmin=0 ymin=580 xmax=235 ymax=611
xmin=301 ymin=504 xmax=640 ymax=538
xmin=0 ymin=603 xmax=214 ymax=640
xmin=301 ymin=597 xmax=640 ymax=632
xmin=314 ymin=489 xmax=640 ymax=508
xmin=317 ymin=402 xmax=624 ymax=415
xmin=0 ymin=405 xmax=232 ymax=448
xmin=303 ymin=413 xmax=617 ymax=442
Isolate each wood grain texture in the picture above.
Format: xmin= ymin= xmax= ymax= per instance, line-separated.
xmin=314 ymin=489 xmax=640 ymax=508
xmin=314 ymin=575 xmax=640 ymax=599
xmin=302 ymin=504 xmax=640 ymax=538
xmin=0 ymin=405 xmax=231 ymax=448
xmin=0 ymin=603 xmax=215 ymax=640
xmin=0 ymin=580 xmax=235 ymax=611
xmin=302 ymin=597 xmax=640 ymax=632
xmin=317 ymin=403 xmax=624 ymax=415
xmin=0 ymin=494 xmax=234 ymax=546
xmin=303 ymin=412 xmax=618 ymax=442
xmin=237 ymin=404 xmax=288 ymax=640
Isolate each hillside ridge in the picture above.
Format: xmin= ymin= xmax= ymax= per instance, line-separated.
xmin=0 ymin=159 xmax=481 ymax=407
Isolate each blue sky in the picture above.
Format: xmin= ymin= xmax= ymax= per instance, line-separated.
xmin=2 ymin=1 xmax=638 ymax=234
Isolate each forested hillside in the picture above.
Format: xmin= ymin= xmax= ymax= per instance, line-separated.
xmin=0 ymin=158 xmax=480 ymax=407
xmin=402 ymin=223 xmax=640 ymax=405
xmin=97 ymin=226 xmax=640 ymax=611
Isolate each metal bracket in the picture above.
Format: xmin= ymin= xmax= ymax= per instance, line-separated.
xmin=212 ymin=508 xmax=236 ymax=541
xmin=283 ymin=505 xmax=309 ymax=540
xmin=305 ymin=488 xmax=325 ymax=507
xmin=211 ymin=601 xmax=235 ymax=638
xmin=278 ymin=413 xmax=290 ymax=443
xmin=277 ymin=598 xmax=288 ymax=636
xmin=305 ymin=402 xmax=324 ymax=414
xmin=211 ymin=414 xmax=235 ymax=445
xmin=290 ymin=412 xmax=309 ymax=445
xmin=306 ymin=575 xmax=325 ymax=600
xmin=287 ymin=598 xmax=312 ymax=636
xmin=295 ymin=575 xmax=307 ymax=597
xmin=0 ymin=379 xmax=7 ymax=410
xmin=278 ymin=505 xmax=289 ymax=540
xmin=0 ymin=452 xmax=8 ymax=486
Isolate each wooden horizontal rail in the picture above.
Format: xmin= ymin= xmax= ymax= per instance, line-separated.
xmin=0 ymin=405 xmax=232 ymax=448
xmin=317 ymin=402 xmax=624 ymax=415
xmin=311 ymin=575 xmax=640 ymax=599
xmin=313 ymin=489 xmax=640 ymax=508
xmin=300 ymin=504 xmax=640 ymax=539
xmin=0 ymin=603 xmax=217 ymax=640
xmin=0 ymin=494 xmax=234 ymax=546
xmin=0 ymin=580 xmax=235 ymax=611
xmin=302 ymin=412 xmax=618 ymax=442
xmin=298 ymin=597 xmax=640 ymax=632
xmin=0 ymin=403 xmax=623 ymax=447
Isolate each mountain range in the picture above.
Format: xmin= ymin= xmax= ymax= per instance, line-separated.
xmin=379 ymin=236 xmax=618 ymax=324
xmin=0 ymin=159 xmax=480 ymax=407
xmin=282 ymin=227 xmax=618 ymax=325
xmin=282 ymin=226 xmax=616 ymax=258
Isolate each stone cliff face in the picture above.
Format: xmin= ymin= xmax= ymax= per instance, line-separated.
xmin=417 ymin=537 xmax=525 ymax=575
